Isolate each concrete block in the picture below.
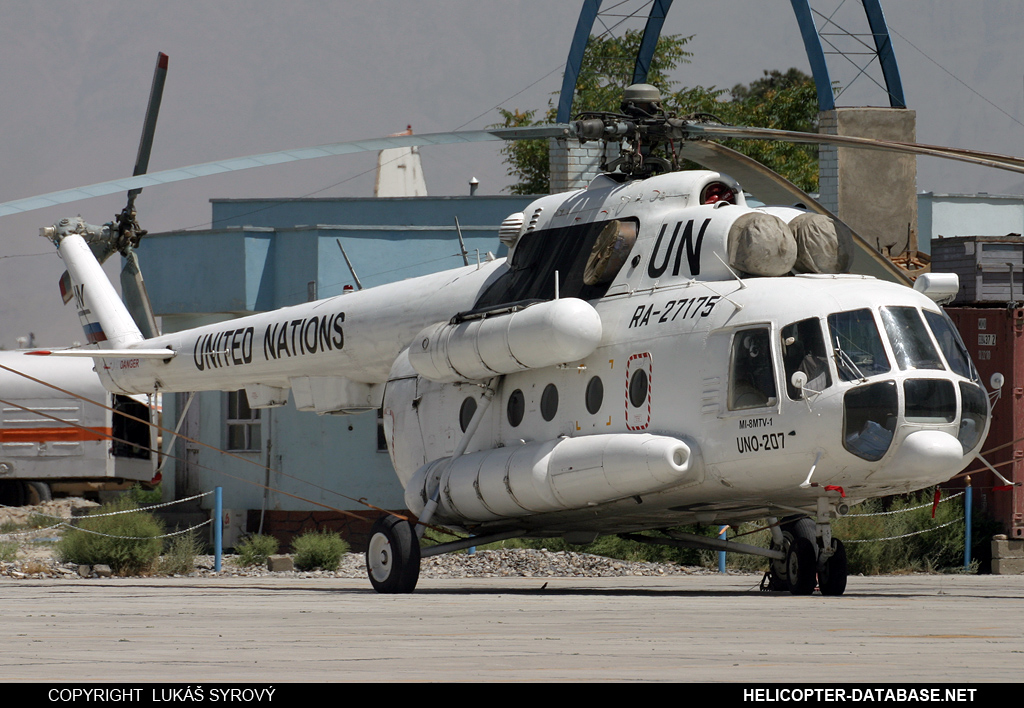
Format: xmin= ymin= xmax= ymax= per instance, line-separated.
xmin=267 ymin=555 xmax=294 ymax=572
xmin=992 ymin=558 xmax=1024 ymax=574
xmin=991 ymin=537 xmax=1024 ymax=559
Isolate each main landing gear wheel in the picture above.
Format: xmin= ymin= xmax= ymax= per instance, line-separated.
xmin=818 ymin=538 xmax=848 ymax=596
xmin=766 ymin=517 xmax=816 ymax=593
xmin=786 ymin=536 xmax=818 ymax=595
xmin=26 ymin=481 xmax=52 ymax=505
xmin=366 ymin=515 xmax=421 ymax=594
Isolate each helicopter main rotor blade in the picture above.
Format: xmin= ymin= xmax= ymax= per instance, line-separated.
xmin=0 ymin=125 xmax=572 ymax=218
xmin=129 ymin=52 xmax=169 ymax=200
xmin=682 ymin=123 xmax=1024 ymax=175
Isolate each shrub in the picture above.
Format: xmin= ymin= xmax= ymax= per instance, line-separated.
xmin=235 ymin=534 xmax=279 ymax=567
xmin=27 ymin=512 xmax=58 ymax=530
xmin=0 ymin=539 xmax=18 ymax=562
xmin=834 ymin=491 xmax=967 ymax=575
xmin=55 ymin=496 xmax=163 ymax=575
xmin=292 ymin=530 xmax=349 ymax=571
xmin=158 ymin=531 xmax=203 ymax=575
xmin=126 ymin=483 xmax=162 ymax=506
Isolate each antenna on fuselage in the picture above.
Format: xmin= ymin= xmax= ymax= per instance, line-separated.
xmin=336 ymin=239 xmax=363 ymax=291
xmin=454 ymin=216 xmax=470 ymax=267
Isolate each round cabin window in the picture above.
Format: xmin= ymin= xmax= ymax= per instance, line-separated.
xmin=585 ymin=376 xmax=604 ymax=414
xmin=507 ymin=389 xmax=525 ymax=428
xmin=459 ymin=397 xmax=477 ymax=433
xmin=629 ymin=369 xmax=649 ymax=408
xmin=540 ymin=384 xmax=559 ymax=422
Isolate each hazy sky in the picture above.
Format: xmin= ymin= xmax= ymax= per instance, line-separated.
xmin=2 ymin=1 xmax=1023 ymax=348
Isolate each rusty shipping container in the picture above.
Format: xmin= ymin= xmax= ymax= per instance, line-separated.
xmin=945 ymin=307 xmax=1024 ymax=539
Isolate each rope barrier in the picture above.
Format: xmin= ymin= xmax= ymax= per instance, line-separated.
xmin=843 ymin=517 xmax=964 ymax=543
xmin=0 ymin=523 xmax=64 ymax=539
xmin=724 ymin=492 xmax=967 ymax=548
xmin=58 ymin=518 xmax=212 ymax=541
xmin=843 ymin=491 xmax=964 ymax=517
xmin=0 ymin=491 xmax=215 ymax=541
xmin=0 ymin=490 xmax=214 ymax=522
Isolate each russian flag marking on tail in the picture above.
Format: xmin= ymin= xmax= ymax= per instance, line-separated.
xmin=84 ymin=322 xmax=108 ymax=344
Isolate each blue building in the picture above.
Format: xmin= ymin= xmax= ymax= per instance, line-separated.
xmin=141 ymin=195 xmax=533 ymax=546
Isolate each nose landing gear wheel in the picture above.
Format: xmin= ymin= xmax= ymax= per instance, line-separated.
xmin=367 ymin=515 xmax=421 ymax=593
xmin=786 ymin=536 xmax=818 ymax=595
xmin=818 ymin=539 xmax=848 ymax=596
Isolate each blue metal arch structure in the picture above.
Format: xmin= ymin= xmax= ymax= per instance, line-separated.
xmin=790 ymin=0 xmax=906 ymax=111
xmin=556 ymin=0 xmax=602 ymax=124
xmin=556 ymin=0 xmax=906 ymax=122
xmin=631 ymin=0 xmax=674 ymax=86
xmin=556 ymin=0 xmax=676 ymax=124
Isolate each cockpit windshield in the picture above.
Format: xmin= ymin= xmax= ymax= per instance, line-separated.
xmin=922 ymin=309 xmax=979 ymax=381
xmin=880 ymin=307 xmax=944 ymax=371
xmin=820 ymin=306 xmax=987 ymax=461
xmin=827 ymin=309 xmax=891 ymax=382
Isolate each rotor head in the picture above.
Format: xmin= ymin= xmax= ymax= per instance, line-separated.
xmin=621 ymin=83 xmax=664 ymax=118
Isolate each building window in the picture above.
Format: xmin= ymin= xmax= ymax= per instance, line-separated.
xmin=226 ymin=390 xmax=260 ymax=452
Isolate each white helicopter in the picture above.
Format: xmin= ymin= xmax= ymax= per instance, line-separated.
xmin=7 ymin=63 xmax=1024 ymax=595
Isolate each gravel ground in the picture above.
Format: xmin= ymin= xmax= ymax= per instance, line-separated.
xmin=1 ymin=500 xmax=720 ymax=580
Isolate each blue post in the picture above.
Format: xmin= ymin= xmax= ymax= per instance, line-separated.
xmin=718 ymin=525 xmax=727 ymax=573
xmin=964 ymin=477 xmax=972 ymax=569
xmin=214 ymin=486 xmax=223 ymax=572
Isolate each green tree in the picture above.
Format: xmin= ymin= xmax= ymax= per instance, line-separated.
xmin=496 ymin=108 xmax=551 ymax=195
xmin=730 ymin=68 xmax=814 ymax=103
xmin=497 ymin=31 xmax=820 ymax=193
xmin=710 ymin=68 xmax=820 ymax=192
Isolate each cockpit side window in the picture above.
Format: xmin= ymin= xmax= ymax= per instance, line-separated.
xmin=827 ymin=309 xmax=891 ymax=382
xmin=923 ymin=309 xmax=978 ymax=381
xmin=880 ymin=307 xmax=944 ymax=371
xmin=782 ymin=318 xmax=832 ymax=400
xmin=474 ymin=218 xmax=639 ymax=309
xmin=729 ymin=327 xmax=778 ymax=410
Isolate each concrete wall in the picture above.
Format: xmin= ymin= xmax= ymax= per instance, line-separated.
xmin=818 ymin=108 xmax=918 ymax=256
xmin=919 ymin=192 xmax=1024 ymax=252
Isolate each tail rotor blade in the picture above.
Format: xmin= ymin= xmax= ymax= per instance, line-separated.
xmin=120 ymin=250 xmax=160 ymax=339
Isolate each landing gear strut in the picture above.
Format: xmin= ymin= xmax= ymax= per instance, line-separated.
xmin=366 ymin=515 xmax=420 ymax=593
